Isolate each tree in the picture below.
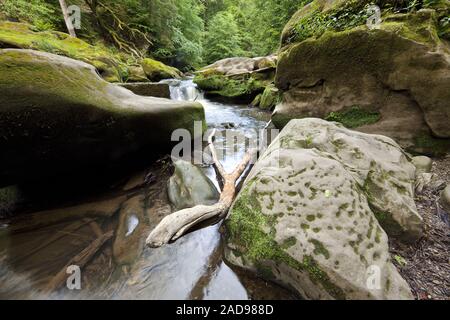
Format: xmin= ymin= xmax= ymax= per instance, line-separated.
xmin=203 ymin=11 xmax=242 ymax=64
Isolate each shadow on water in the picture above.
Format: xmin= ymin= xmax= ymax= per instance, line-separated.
xmin=0 ymin=79 xmax=297 ymax=300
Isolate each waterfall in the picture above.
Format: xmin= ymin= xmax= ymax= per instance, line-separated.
xmin=164 ymin=78 xmax=204 ymax=101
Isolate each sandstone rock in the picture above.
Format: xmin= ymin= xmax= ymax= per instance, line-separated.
xmin=117 ymin=82 xmax=171 ymax=98
xmin=194 ymin=55 xmax=277 ymax=103
xmin=224 ymin=118 xmax=417 ymax=300
xmin=167 ymin=160 xmax=220 ymax=210
xmin=0 ymin=49 xmax=205 ymax=185
xmin=126 ymin=66 xmax=149 ymax=83
xmin=274 ymin=1 xmax=450 ymax=155
xmin=412 ymin=156 xmax=433 ymax=176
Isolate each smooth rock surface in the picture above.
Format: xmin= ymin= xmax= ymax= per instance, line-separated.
xmin=168 ymin=160 xmax=220 ymax=210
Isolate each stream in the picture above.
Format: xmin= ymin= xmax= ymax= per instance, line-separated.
xmin=0 ymin=79 xmax=295 ymax=300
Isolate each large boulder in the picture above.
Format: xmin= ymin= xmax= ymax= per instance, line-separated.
xmin=224 ymin=118 xmax=418 ymax=300
xmin=194 ymin=56 xmax=277 ymax=103
xmin=274 ymin=1 xmax=450 ymax=155
xmin=0 ymin=49 xmax=206 ymax=185
xmin=167 ymin=160 xmax=220 ymax=210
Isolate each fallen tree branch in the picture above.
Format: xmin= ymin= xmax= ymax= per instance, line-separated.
xmin=146 ymin=129 xmax=256 ymax=248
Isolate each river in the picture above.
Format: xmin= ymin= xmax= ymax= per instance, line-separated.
xmin=0 ymin=79 xmax=295 ymax=300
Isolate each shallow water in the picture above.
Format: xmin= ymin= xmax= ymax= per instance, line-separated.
xmin=0 ymin=79 xmax=295 ymax=300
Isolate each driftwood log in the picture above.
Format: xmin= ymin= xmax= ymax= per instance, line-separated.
xmin=146 ymin=129 xmax=256 ymax=248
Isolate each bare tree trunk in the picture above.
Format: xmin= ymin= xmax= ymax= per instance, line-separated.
xmin=59 ymin=0 xmax=77 ymax=37
xmin=146 ymin=130 xmax=256 ymax=248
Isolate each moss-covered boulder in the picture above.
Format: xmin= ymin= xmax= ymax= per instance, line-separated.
xmin=0 ymin=21 xmax=126 ymax=82
xmin=224 ymin=118 xmax=416 ymax=300
xmin=0 ymin=49 xmax=206 ymax=185
xmin=141 ymin=58 xmax=182 ymax=82
xmin=194 ymin=56 xmax=277 ymax=103
xmin=274 ymin=0 xmax=450 ymax=155
xmin=167 ymin=160 xmax=220 ymax=210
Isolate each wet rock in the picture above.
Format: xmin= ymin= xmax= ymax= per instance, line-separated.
xmin=224 ymin=118 xmax=417 ymax=300
xmin=113 ymin=195 xmax=147 ymax=266
xmin=0 ymin=49 xmax=205 ymax=184
xmin=412 ymin=156 xmax=433 ymax=176
xmin=440 ymin=185 xmax=450 ymax=212
xmin=117 ymin=82 xmax=171 ymax=98
xmin=168 ymin=160 xmax=220 ymax=210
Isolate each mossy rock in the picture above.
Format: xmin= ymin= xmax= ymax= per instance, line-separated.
xmin=194 ymin=73 xmax=268 ymax=102
xmin=141 ymin=58 xmax=182 ymax=82
xmin=0 ymin=21 xmax=126 ymax=82
xmin=224 ymin=118 xmax=415 ymax=300
xmin=259 ymin=84 xmax=281 ymax=111
xmin=274 ymin=3 xmax=450 ymax=155
xmin=0 ymin=49 xmax=206 ymax=184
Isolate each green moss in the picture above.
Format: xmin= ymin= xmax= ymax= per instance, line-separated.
xmin=282 ymin=236 xmax=297 ymax=249
xmin=194 ymin=73 xmax=267 ymax=100
xmin=0 ymin=21 xmax=126 ymax=82
xmin=226 ymin=181 xmax=345 ymax=299
xmin=325 ymin=106 xmax=381 ymax=128
xmin=141 ymin=58 xmax=182 ymax=81
xmin=283 ymin=0 xmax=448 ymax=46
xmin=259 ymin=84 xmax=281 ymax=110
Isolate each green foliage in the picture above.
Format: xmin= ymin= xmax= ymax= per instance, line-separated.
xmin=325 ymin=106 xmax=381 ymax=128
xmin=0 ymin=0 xmax=58 ymax=31
xmin=203 ymin=11 xmax=242 ymax=64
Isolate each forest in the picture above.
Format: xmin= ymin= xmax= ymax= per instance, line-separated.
xmin=0 ymin=0 xmax=449 ymax=302
xmin=0 ymin=0 xmax=311 ymax=69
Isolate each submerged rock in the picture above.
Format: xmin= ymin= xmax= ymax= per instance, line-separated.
xmin=0 ymin=49 xmax=205 ymax=185
xmin=167 ymin=160 xmax=220 ymax=210
xmin=274 ymin=1 xmax=450 ymax=155
xmin=224 ymin=118 xmax=418 ymax=300
xmin=113 ymin=195 xmax=147 ymax=266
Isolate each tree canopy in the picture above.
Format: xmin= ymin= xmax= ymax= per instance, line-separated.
xmin=0 ymin=0 xmax=314 ymax=68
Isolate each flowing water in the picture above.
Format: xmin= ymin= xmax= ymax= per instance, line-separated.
xmin=0 ymin=79 xmax=295 ymax=300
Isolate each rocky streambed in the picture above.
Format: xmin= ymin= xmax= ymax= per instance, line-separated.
xmin=0 ymin=78 xmax=296 ymax=300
